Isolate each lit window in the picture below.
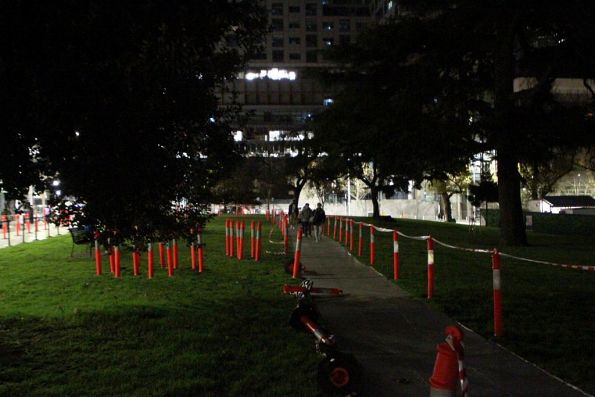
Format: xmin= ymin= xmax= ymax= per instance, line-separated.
xmin=323 ymin=98 xmax=334 ymax=106
xmin=322 ymin=22 xmax=334 ymax=31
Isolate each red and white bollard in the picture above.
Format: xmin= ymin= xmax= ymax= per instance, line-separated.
xmin=393 ymin=230 xmax=399 ymax=281
xmin=191 ymin=242 xmax=197 ymax=270
xmin=197 ymin=230 xmax=205 ymax=273
xmin=167 ymin=242 xmax=174 ymax=277
xmin=147 ymin=243 xmax=155 ymax=279
xmin=349 ymin=220 xmax=354 ymax=252
xmin=492 ymin=249 xmax=503 ymax=337
xmin=250 ymin=221 xmax=255 ymax=258
xmin=326 ymin=217 xmax=331 ymax=236
xmin=173 ymin=239 xmax=179 ymax=269
xmin=370 ymin=226 xmax=376 ymax=266
xmin=109 ymin=246 xmax=115 ymax=274
xmin=1 ymin=215 xmax=7 ymax=240
xmin=225 ymin=220 xmax=230 ymax=256
xmin=158 ymin=242 xmax=165 ymax=268
xmin=333 ymin=216 xmax=338 ymax=240
xmin=427 ymin=237 xmax=435 ymax=299
xmin=133 ymin=249 xmax=141 ymax=276
xmin=292 ymin=227 xmax=304 ymax=279
xmin=94 ymin=239 xmax=102 ymax=276
xmin=114 ymin=246 xmax=121 ymax=278
xmin=254 ymin=221 xmax=262 ymax=262
xmin=357 ymin=223 xmax=363 ymax=257
xmin=237 ymin=221 xmax=245 ymax=260
xmin=284 ymin=216 xmax=289 ymax=254
xmin=429 ymin=325 xmax=468 ymax=397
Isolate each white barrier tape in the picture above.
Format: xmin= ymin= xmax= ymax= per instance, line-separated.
xmin=499 ymin=252 xmax=595 ymax=272
xmin=332 ymin=219 xmax=595 ymax=272
xmin=432 ymin=237 xmax=493 ymax=254
xmin=397 ymin=231 xmax=430 ymax=241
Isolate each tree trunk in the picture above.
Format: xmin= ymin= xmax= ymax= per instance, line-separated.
xmin=497 ymin=151 xmax=527 ymax=245
xmin=370 ymin=186 xmax=380 ymax=219
xmin=440 ymin=192 xmax=454 ymax=222
xmin=291 ymin=178 xmax=307 ymax=207
xmin=494 ymin=13 xmax=527 ymax=246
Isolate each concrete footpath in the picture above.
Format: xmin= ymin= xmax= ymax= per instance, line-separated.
xmin=296 ymin=233 xmax=591 ymax=397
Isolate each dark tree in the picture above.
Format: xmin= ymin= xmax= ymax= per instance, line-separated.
xmin=395 ymin=0 xmax=595 ymax=245
xmin=2 ymin=1 xmax=267 ymax=240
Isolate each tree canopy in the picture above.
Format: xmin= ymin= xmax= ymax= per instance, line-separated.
xmin=315 ymin=1 xmax=595 ymax=244
xmin=2 ymin=1 xmax=267 ymax=241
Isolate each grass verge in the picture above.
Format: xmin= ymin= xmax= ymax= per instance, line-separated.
xmin=0 ymin=216 xmax=320 ymax=397
xmin=329 ymin=216 xmax=595 ymax=394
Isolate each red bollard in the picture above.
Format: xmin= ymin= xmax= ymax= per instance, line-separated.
xmin=159 ymin=242 xmax=165 ymax=268
xmin=332 ymin=216 xmax=337 ymax=240
xmin=349 ymin=220 xmax=354 ymax=252
xmin=237 ymin=221 xmax=245 ymax=260
xmin=292 ymin=227 xmax=303 ymax=279
xmin=250 ymin=221 xmax=255 ymax=258
xmin=167 ymin=242 xmax=174 ymax=277
xmin=370 ymin=226 xmax=376 ymax=266
xmin=15 ymin=215 xmax=20 ymax=236
xmin=283 ymin=217 xmax=289 ymax=254
xmin=255 ymin=221 xmax=262 ymax=262
xmin=109 ymin=246 xmax=115 ymax=273
xmin=95 ymin=239 xmax=102 ymax=276
xmin=133 ymin=250 xmax=140 ymax=276
xmin=338 ymin=217 xmax=343 ymax=243
xmin=427 ymin=237 xmax=435 ymax=299
xmin=148 ymin=243 xmax=155 ymax=279
xmin=191 ymin=242 xmax=196 ymax=270
xmin=197 ymin=231 xmax=205 ymax=273
xmin=25 ymin=213 xmax=31 ymax=233
xmin=326 ymin=216 xmax=331 ymax=236
xmin=173 ymin=239 xmax=179 ymax=269
xmin=357 ymin=223 xmax=363 ymax=256
xmin=114 ymin=246 xmax=121 ymax=278
xmin=492 ymin=249 xmax=503 ymax=337
xmin=2 ymin=215 xmax=7 ymax=239
xmin=393 ymin=230 xmax=399 ymax=280
xmin=225 ymin=219 xmax=230 ymax=256
xmin=229 ymin=220 xmax=235 ymax=258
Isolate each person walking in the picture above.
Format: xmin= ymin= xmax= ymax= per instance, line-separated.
xmin=299 ymin=203 xmax=313 ymax=237
xmin=311 ymin=203 xmax=326 ymax=242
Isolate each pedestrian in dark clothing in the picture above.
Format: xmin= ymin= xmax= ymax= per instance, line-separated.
xmin=311 ymin=203 xmax=326 ymax=242
xmin=299 ymin=203 xmax=312 ymax=236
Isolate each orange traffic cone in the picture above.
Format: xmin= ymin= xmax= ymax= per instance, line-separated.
xmin=429 ymin=325 xmax=467 ymax=397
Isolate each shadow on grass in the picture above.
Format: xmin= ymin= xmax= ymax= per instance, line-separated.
xmin=0 ymin=298 xmax=322 ymax=397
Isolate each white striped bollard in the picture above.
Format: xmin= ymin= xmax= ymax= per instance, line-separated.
xmin=427 ymin=237 xmax=434 ymax=299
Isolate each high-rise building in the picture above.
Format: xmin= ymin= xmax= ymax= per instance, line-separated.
xmin=220 ymin=1 xmax=373 ymax=144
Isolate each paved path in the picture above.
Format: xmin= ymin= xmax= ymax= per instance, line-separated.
xmin=0 ymin=221 xmax=63 ymax=249
xmin=296 ymin=233 xmax=591 ymax=397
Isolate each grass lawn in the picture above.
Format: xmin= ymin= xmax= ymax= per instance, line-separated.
xmin=332 ymin=216 xmax=595 ymax=394
xmin=0 ymin=216 xmax=320 ymax=397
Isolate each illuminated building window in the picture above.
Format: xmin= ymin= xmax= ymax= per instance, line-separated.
xmin=323 ymin=37 xmax=334 ymax=46
xmin=322 ymin=21 xmax=334 ymax=31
